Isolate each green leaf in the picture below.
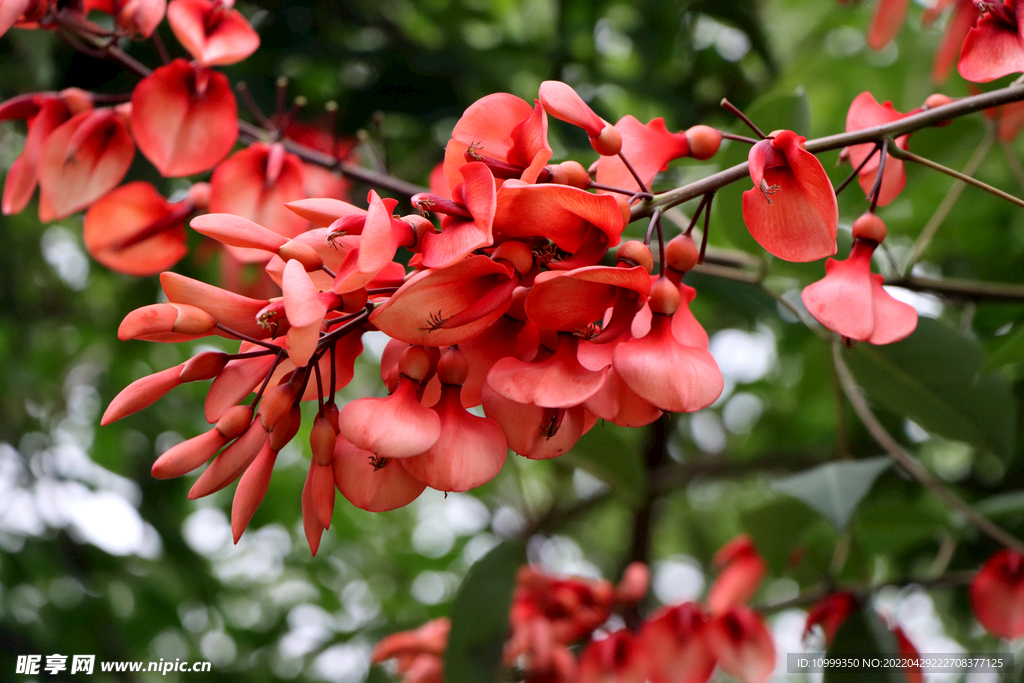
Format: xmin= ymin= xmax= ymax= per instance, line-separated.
xmin=772 ymin=457 xmax=891 ymax=531
xmin=846 ymin=317 xmax=1016 ymax=460
xmin=741 ymin=497 xmax=821 ymax=573
xmin=823 ymin=606 xmax=905 ymax=683
xmin=444 ymin=540 xmax=527 ymax=683
xmin=975 ymin=490 xmax=1024 ymax=519
xmin=563 ymin=422 xmax=645 ymax=506
xmin=984 ymin=325 xmax=1024 ymax=371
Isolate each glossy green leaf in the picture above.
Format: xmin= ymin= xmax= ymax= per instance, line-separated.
xmin=772 ymin=457 xmax=891 ymax=530
xmin=846 ymin=318 xmax=1016 ymax=459
xmin=444 ymin=540 xmax=527 ymax=683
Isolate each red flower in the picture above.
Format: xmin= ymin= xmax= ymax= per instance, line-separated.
xmin=801 ymin=214 xmax=918 ymax=345
xmin=641 ymin=603 xmax=717 ymax=683
xmin=578 ymin=630 xmax=650 ymax=683
xmin=866 ymin=0 xmax=910 ymax=50
xmin=741 ymin=130 xmax=837 ymax=262
xmin=130 ymin=59 xmax=238 ymax=177
xmin=803 ymin=592 xmax=858 ymax=646
xmin=971 ymin=549 xmax=1024 ymax=638
xmin=706 ymin=606 xmax=776 ymax=683
xmin=959 ymin=0 xmax=1024 ymax=82
xmin=706 ymin=535 xmax=767 ymax=614
xmin=166 ymin=0 xmax=259 ymax=66
xmin=845 ymin=92 xmax=913 ymax=207
xmin=37 ymin=106 xmax=135 ymax=221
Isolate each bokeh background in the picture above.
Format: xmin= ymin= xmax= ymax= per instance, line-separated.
xmin=2 ymin=0 xmax=1024 ymax=681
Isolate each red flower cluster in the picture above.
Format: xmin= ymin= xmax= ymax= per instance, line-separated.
xmin=374 ymin=538 xmax=778 ymax=683
xmin=100 ymin=82 xmax=737 ymax=551
xmin=0 ymin=0 xmax=355 ymax=280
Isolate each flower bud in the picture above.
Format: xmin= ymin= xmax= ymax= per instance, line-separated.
xmin=686 ymin=125 xmax=722 ymax=160
xmin=270 ymin=405 xmax=302 ymax=452
xmin=437 ymin=347 xmax=469 ymax=385
xmin=546 ymin=160 xmax=590 ymax=188
xmin=666 ymin=233 xmax=699 ymax=274
xmin=851 ymin=212 xmax=887 ymax=243
xmin=260 ymin=383 xmax=297 ymax=431
xmin=493 ymin=241 xmax=534 ymax=275
xmin=649 ymin=278 xmax=681 ymax=315
xmin=590 ymin=123 xmax=622 ymax=156
xmin=310 ymin=414 xmax=337 ymax=466
xmin=616 ymin=240 xmax=653 ymax=273
xmin=179 ymin=351 xmax=229 ymax=382
xmin=216 ymin=404 xmax=254 ymax=440
xmin=398 ymin=345 xmax=433 ymax=382
xmin=278 ymin=240 xmax=324 ymax=271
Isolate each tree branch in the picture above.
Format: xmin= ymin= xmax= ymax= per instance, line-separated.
xmin=633 ymin=83 xmax=1024 ymax=220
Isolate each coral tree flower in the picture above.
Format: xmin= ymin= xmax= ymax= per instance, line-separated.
xmin=442 ymin=92 xmax=552 ymax=191
xmin=971 ymin=549 xmax=1024 ymax=638
xmin=130 ymin=59 xmax=238 ymax=177
xmin=845 ymin=92 xmax=913 ymax=207
xmin=741 ymin=130 xmax=837 ymax=262
xmin=641 ymin=603 xmax=717 ymax=683
xmin=612 ymin=278 xmax=723 ymax=413
xmin=959 ymin=0 xmax=1024 ymax=83
xmin=539 ymin=80 xmax=622 ymax=156
xmin=801 ymin=213 xmax=918 ymax=345
xmin=706 ymin=535 xmax=768 ymax=614
xmin=37 ymin=106 xmax=135 ymax=221
xmin=866 ymin=0 xmax=909 ymax=50
xmin=166 ymin=0 xmax=259 ymax=66
xmin=706 ymin=606 xmax=776 ymax=683
xmin=83 ymin=180 xmax=196 ymax=276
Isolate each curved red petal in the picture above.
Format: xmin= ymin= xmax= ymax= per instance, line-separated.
xmin=959 ymin=14 xmax=1024 ymax=83
xmin=83 ymin=181 xmax=188 ymax=276
xmin=801 ymin=242 xmax=876 ymax=341
xmin=400 ymin=387 xmax=507 ymax=491
xmin=167 ymin=0 xmax=259 ymax=66
xmin=333 ymin=435 xmax=426 ymax=511
xmin=130 ymin=60 xmax=237 ymax=177
xmin=867 ymin=277 xmax=918 ymax=344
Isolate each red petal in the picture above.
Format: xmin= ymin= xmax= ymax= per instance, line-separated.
xmin=285 ymin=197 xmax=366 ymax=227
xmin=444 ymin=92 xmax=536 ymax=191
xmin=101 ymin=364 xmax=183 ymax=425
xmin=130 ymin=60 xmax=237 ymax=177
xmin=167 ymin=0 xmax=259 ymax=66
xmin=230 ymin=443 xmax=278 ymax=542
xmin=487 ymin=335 xmax=610 ymax=409
xmin=421 ymin=162 xmax=497 ymax=268
xmin=867 ymin=277 xmax=918 ymax=344
xmin=190 ymin=213 xmax=288 ymax=252
xmin=332 ymin=435 xmax=426 ymax=511
xmin=538 ymin=81 xmax=605 ymax=138
xmin=161 ymin=271 xmax=269 ymax=339
xmin=2 ymin=98 xmax=70 ymax=215
xmin=959 ymin=12 xmax=1024 ymax=83
xmin=370 ymin=255 xmax=514 ymax=346
xmin=801 ymin=241 xmax=877 ymax=341
xmin=209 ymin=143 xmax=308 ymax=262
xmin=706 ymin=607 xmax=776 ymax=683
xmin=595 ymin=116 xmax=690 ymax=193
xmin=338 ymin=379 xmax=441 ymax=458
xmin=204 ymin=350 xmax=279 ymax=422
xmin=38 ymin=109 xmax=134 ymax=220
xmin=83 ymin=181 xmax=188 ymax=276
xmin=641 ymin=603 xmax=717 ymax=683
xmin=867 ymin=0 xmax=909 ymax=50
xmin=400 ymin=386 xmax=507 ymax=491
xmin=526 ymin=265 xmax=650 ymax=333
xmin=972 ymin=550 xmax=1024 ymax=638
xmin=151 ymin=428 xmax=227 ymax=479
xmin=493 ymin=181 xmax=625 ymax=253
xmin=189 ymin=421 xmax=269 ymax=499
xmin=481 ymin=384 xmax=592 ymax=459
xmin=742 ymin=132 xmax=838 ymax=262
xmin=613 ymin=316 xmax=723 ymax=413
xmin=932 ymin=1 xmax=976 ymax=83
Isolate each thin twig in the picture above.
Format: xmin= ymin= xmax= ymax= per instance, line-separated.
xmin=834 ymin=142 xmax=880 ymax=196
xmin=889 ymin=144 xmax=1024 ymax=209
xmin=721 ymin=99 xmax=767 ymax=139
xmin=832 ymin=339 xmax=1024 ymax=554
